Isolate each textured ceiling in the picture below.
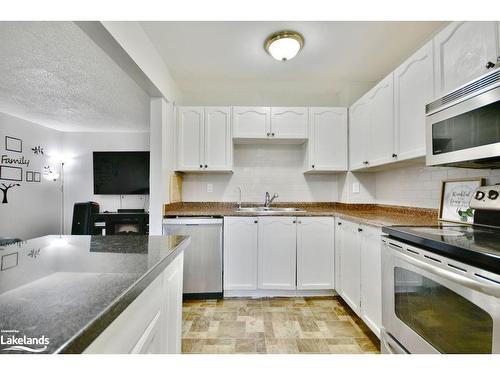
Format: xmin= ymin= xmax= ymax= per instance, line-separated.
xmin=0 ymin=22 xmax=150 ymax=132
xmin=141 ymin=21 xmax=447 ymax=106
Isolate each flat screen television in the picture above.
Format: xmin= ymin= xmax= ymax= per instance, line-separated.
xmin=93 ymin=151 xmax=150 ymax=195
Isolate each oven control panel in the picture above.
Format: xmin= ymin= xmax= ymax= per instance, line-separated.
xmin=470 ymin=185 xmax=500 ymax=210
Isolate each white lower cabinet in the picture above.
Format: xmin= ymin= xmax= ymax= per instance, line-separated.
xmin=297 ymin=217 xmax=335 ymax=290
xmin=223 ymin=216 xmax=259 ymax=290
xmin=335 ymin=218 xmax=382 ymax=337
xmin=258 ymin=216 xmax=297 ymax=290
xmin=84 ymin=252 xmax=184 ymax=353
xmin=223 ymin=216 xmax=335 ymax=294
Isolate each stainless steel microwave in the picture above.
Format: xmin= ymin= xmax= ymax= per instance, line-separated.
xmin=426 ymin=68 xmax=500 ymax=168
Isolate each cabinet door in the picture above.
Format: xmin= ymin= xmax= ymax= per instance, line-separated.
xmin=394 ymin=41 xmax=434 ymax=161
xmin=297 ymin=217 xmax=335 ymax=290
xmin=434 ymin=21 xmax=500 ymax=97
xmin=308 ymin=108 xmax=348 ymax=171
xmin=360 ymin=225 xmax=382 ymax=338
xmin=258 ymin=216 xmax=297 ymax=290
xmin=337 ymin=219 xmax=361 ymax=314
xmin=177 ymin=106 xmax=204 ymax=171
xmin=349 ymin=99 xmax=369 ymax=170
xmin=204 ymin=107 xmax=232 ymax=171
xmin=270 ymin=107 xmax=308 ymax=138
xmin=163 ymin=253 xmax=184 ymax=353
xmin=232 ymin=106 xmax=270 ymax=138
xmin=367 ymin=73 xmax=394 ymax=167
xmin=223 ymin=217 xmax=258 ymax=290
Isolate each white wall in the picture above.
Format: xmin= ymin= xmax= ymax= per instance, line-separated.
xmin=0 ymin=113 xmax=62 ymax=239
xmin=374 ymin=162 xmax=500 ymax=209
xmin=62 ymin=131 xmax=150 ymax=234
xmin=182 ymin=144 xmax=339 ymax=202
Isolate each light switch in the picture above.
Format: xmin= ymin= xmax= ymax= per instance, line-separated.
xmin=352 ymin=182 xmax=360 ymax=194
xmin=207 ymin=183 xmax=213 ymax=193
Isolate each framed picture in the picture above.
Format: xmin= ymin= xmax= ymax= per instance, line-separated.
xmin=0 ymin=165 xmax=23 ymax=182
xmin=439 ymin=178 xmax=485 ymax=224
xmin=26 ymin=171 xmax=34 ymax=182
xmin=5 ymin=136 xmax=22 ymax=153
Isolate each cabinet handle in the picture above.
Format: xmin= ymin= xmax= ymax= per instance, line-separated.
xmin=392 ymin=153 xmax=397 ymax=158
xmin=267 ymin=132 xmax=271 ymax=136
xmin=486 ymin=61 xmax=496 ymax=69
xmin=199 ymin=164 xmax=203 ymax=168
xmin=254 ymin=220 xmax=258 ymax=224
xmin=358 ymin=228 xmax=363 ymax=232
xmin=312 ymin=164 xmax=315 ymax=168
xmin=337 ymin=222 xmax=342 ymax=226
xmin=272 ymin=133 xmax=275 ymax=137
xmin=293 ymin=220 xmax=296 ymax=223
xmin=204 ymin=164 xmax=208 ymax=168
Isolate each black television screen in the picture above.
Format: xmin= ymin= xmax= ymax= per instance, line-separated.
xmin=93 ymin=151 xmax=150 ymax=195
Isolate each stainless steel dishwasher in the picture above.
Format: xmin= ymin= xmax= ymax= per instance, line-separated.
xmin=163 ymin=217 xmax=223 ymax=299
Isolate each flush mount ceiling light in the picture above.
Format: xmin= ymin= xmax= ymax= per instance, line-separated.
xmin=264 ymin=31 xmax=305 ymax=62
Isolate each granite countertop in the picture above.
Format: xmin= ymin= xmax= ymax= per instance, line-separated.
xmin=163 ymin=202 xmax=438 ymax=227
xmin=0 ymin=235 xmax=189 ymax=354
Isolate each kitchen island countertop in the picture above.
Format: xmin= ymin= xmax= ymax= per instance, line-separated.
xmin=0 ymin=235 xmax=189 ymax=354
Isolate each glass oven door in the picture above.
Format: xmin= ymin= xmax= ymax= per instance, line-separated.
xmin=382 ymin=240 xmax=500 ymax=354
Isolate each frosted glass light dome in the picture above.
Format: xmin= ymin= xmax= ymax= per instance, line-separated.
xmin=265 ymin=31 xmax=304 ymax=62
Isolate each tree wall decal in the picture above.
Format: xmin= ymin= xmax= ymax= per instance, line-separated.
xmin=0 ymin=183 xmax=20 ymax=204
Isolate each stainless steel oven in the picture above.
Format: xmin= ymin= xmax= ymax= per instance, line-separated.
xmin=381 ymin=237 xmax=500 ymax=354
xmin=426 ymin=68 xmax=500 ymax=168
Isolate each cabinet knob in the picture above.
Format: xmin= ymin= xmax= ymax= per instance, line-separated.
xmin=272 ymin=133 xmax=275 ymax=136
xmin=312 ymin=164 xmax=315 ymax=168
xmin=486 ymin=61 xmax=496 ymax=69
xmin=267 ymin=132 xmax=271 ymax=136
xmin=363 ymin=161 xmax=369 ymax=165
xmin=337 ymin=222 xmax=342 ymax=226
xmin=254 ymin=220 xmax=258 ymax=224
xmin=199 ymin=164 xmax=203 ymax=168
xmin=358 ymin=228 xmax=363 ymax=232
xmin=293 ymin=220 xmax=296 ymax=223
xmin=392 ymin=153 xmax=397 ymax=158
xmin=204 ymin=164 xmax=208 ymax=168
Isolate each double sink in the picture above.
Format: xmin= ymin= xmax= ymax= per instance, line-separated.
xmin=236 ymin=207 xmax=305 ymax=214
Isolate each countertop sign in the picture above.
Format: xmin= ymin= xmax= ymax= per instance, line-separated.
xmin=439 ymin=178 xmax=485 ymax=224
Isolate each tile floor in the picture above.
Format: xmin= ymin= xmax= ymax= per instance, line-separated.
xmin=182 ymin=296 xmax=380 ymax=354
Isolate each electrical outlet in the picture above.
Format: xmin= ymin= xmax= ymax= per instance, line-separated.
xmin=207 ymin=183 xmax=213 ymax=193
xmin=352 ymin=182 xmax=360 ymax=194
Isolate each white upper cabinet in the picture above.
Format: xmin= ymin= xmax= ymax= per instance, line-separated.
xmin=204 ymin=107 xmax=232 ymax=171
xmin=223 ymin=217 xmax=259 ymax=290
xmin=367 ymin=73 xmax=394 ymax=167
xmin=394 ymin=41 xmax=434 ymax=161
xmin=176 ymin=106 xmax=232 ymax=172
xmin=232 ymin=106 xmax=271 ymax=139
xmin=297 ymin=217 xmax=335 ymax=290
xmin=258 ymin=216 xmax=297 ymax=290
xmin=177 ymin=106 xmax=204 ymax=171
xmin=233 ymin=106 xmax=308 ymax=141
xmin=270 ymin=107 xmax=308 ymax=138
xmin=307 ymin=107 xmax=348 ymax=172
xmin=349 ymin=98 xmax=369 ymax=170
xmin=434 ymin=21 xmax=500 ymax=97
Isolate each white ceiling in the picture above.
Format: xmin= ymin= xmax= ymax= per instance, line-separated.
xmin=141 ymin=21 xmax=447 ymax=106
xmin=0 ymin=21 xmax=150 ymax=132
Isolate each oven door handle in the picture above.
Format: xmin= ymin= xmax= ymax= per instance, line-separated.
xmin=389 ymin=244 xmax=500 ymax=298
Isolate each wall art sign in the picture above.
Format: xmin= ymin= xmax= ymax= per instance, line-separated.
xmin=0 ymin=183 xmax=21 ymax=204
xmin=33 ymin=172 xmax=41 ymax=182
xmin=439 ymin=178 xmax=485 ymax=224
xmin=1 ymin=154 xmax=30 ymax=168
xmin=5 ymin=136 xmax=22 ymax=153
xmin=26 ymin=171 xmax=33 ymax=182
xmin=0 ymin=165 xmax=23 ymax=182
xmin=31 ymin=146 xmax=44 ymax=155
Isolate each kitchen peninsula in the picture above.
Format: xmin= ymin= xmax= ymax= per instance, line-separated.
xmin=0 ymin=235 xmax=189 ymax=354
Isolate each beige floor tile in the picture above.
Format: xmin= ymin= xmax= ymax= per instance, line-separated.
xmin=182 ymin=297 xmax=380 ymax=354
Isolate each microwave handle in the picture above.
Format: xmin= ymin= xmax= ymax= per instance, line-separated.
xmin=388 ymin=243 xmax=500 ymax=298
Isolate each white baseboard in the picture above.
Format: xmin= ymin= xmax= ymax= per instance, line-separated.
xmin=223 ymin=289 xmax=337 ymax=298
